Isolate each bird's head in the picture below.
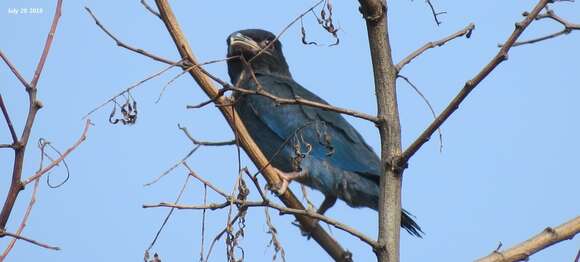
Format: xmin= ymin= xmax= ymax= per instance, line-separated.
xmin=226 ymin=29 xmax=291 ymax=84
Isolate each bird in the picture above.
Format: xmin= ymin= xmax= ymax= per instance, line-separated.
xmin=226 ymin=29 xmax=422 ymax=237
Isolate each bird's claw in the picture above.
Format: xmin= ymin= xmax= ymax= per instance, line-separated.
xmin=291 ymin=220 xmax=316 ymax=239
xmin=271 ymin=167 xmax=306 ymax=195
xmin=275 ymin=178 xmax=289 ymax=196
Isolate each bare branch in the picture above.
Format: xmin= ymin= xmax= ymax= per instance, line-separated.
xmin=23 ymin=119 xmax=92 ymax=185
xmin=243 ymin=168 xmax=268 ymax=202
xmin=143 ymin=145 xmax=201 ymax=187
xmin=83 ymin=60 xmax=182 ymax=119
xmin=145 ymin=165 xmax=376 ymax=252
xmin=178 ymin=124 xmax=236 ymax=146
xmin=0 ymin=229 xmax=60 ymax=251
xmin=509 ymin=9 xmax=580 ymax=47
xmin=204 ymin=211 xmax=244 ymax=262
xmin=476 ymin=216 xmax=580 ymax=262
xmin=402 ymin=0 xmax=555 ymax=165
xmin=155 ymin=56 xmax=240 ymax=103
xmin=0 ymin=94 xmax=18 ymax=144
xmin=30 ymin=0 xmax=63 ymax=88
xmin=425 ymin=0 xmax=446 ymax=26
xmin=182 ymin=162 xmax=229 ymax=198
xmin=143 ymin=199 xmax=378 ymax=249
xmin=199 ymin=185 xmax=208 ymax=262
xmin=396 ymin=23 xmax=475 ymax=71
xmin=398 ymin=75 xmax=443 ymax=152
xmin=0 ymin=0 xmax=64 ymax=229
xmin=0 ymin=179 xmax=41 ymax=259
xmin=145 ymin=173 xmax=191 ymax=256
xmin=140 ymin=0 xmax=161 ymax=19
xmin=249 ymin=0 xmax=325 ymax=63
xmin=0 ymin=51 xmax=31 ymax=90
xmin=85 ymin=7 xmax=175 ymax=65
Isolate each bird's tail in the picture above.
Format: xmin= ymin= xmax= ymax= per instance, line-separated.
xmin=402 ymin=209 xmax=423 ymax=237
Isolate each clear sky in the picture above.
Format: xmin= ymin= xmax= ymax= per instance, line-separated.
xmin=1 ymin=0 xmax=578 ymax=261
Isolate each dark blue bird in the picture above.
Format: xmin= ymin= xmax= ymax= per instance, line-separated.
xmin=226 ymin=29 xmax=422 ymax=236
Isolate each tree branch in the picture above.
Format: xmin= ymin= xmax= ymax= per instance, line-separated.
xmin=190 ymin=67 xmax=379 ymax=123
xmin=144 ymin=189 xmax=378 ymax=249
xmin=0 ymin=0 xmax=64 ymax=230
xmin=0 ymin=229 xmax=59 ymax=251
xmin=509 ymin=9 xmax=580 ymax=47
xmin=0 ymin=51 xmax=31 ymax=90
xmin=476 ymin=216 xmax=580 ymax=262
xmin=358 ymin=1 xmax=402 ymax=261
xmin=22 ymin=119 xmax=92 ymax=186
xmin=0 ymin=179 xmax=41 ymax=259
xmin=396 ymin=23 xmax=475 ymax=71
xmin=85 ymin=7 xmax=175 ymax=65
xmin=0 ymin=94 xmax=18 ymax=144
xmin=30 ymin=0 xmax=62 ymax=89
xmin=401 ymin=0 xmax=555 ymax=165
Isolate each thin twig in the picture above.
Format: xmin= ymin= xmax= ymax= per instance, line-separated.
xmin=0 ymin=94 xmax=18 ymax=143
xmin=199 ymin=185 xmax=207 ymax=262
xmin=425 ymin=0 xmax=446 ymax=26
xmin=182 ymin=162 xmax=229 ymax=198
xmin=0 ymin=230 xmax=59 ymax=251
xmin=398 ymin=75 xmax=443 ymax=152
xmin=145 ymin=173 xmax=191 ymax=254
xmin=0 ymin=179 xmax=41 ymax=260
xmin=83 ymin=60 xmax=182 ymax=119
xmin=140 ymin=0 xmax=161 ymax=19
xmin=155 ymin=56 xmax=240 ymax=103
xmin=204 ymin=211 xmax=243 ymax=262
xmin=30 ymin=0 xmax=63 ymax=88
xmin=508 ymin=9 xmax=580 ymax=47
xmin=396 ymin=23 xmax=475 ymax=71
xmin=143 ymin=145 xmax=201 ymax=187
xmin=23 ymin=120 xmax=92 ymax=185
xmin=85 ymin=7 xmax=175 ymax=65
xmin=144 ymin=200 xmax=378 ymax=248
xmin=0 ymin=51 xmax=31 ymax=89
xmin=249 ymin=0 xmax=325 ymax=63
xmin=243 ymin=168 xmax=267 ymax=201
xmin=178 ymin=124 xmax=236 ymax=146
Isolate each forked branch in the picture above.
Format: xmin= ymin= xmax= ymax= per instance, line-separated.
xmin=401 ymin=0 xmax=562 ymax=165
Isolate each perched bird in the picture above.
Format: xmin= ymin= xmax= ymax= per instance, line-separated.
xmin=226 ymin=29 xmax=422 ymax=236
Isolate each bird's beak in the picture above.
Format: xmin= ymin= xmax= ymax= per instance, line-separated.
xmin=228 ymin=33 xmax=270 ymax=57
xmin=228 ymin=33 xmax=260 ymax=54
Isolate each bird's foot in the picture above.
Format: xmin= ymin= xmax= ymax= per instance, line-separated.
xmin=272 ymin=167 xmax=307 ymax=195
xmin=291 ymin=220 xmax=314 ymax=239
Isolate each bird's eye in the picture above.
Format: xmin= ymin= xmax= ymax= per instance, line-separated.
xmin=262 ymin=40 xmax=271 ymax=47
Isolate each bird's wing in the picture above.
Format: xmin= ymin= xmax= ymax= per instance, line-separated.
xmin=243 ymin=74 xmax=381 ymax=177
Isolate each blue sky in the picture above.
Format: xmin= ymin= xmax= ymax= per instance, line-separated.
xmin=1 ymin=0 xmax=578 ymax=261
